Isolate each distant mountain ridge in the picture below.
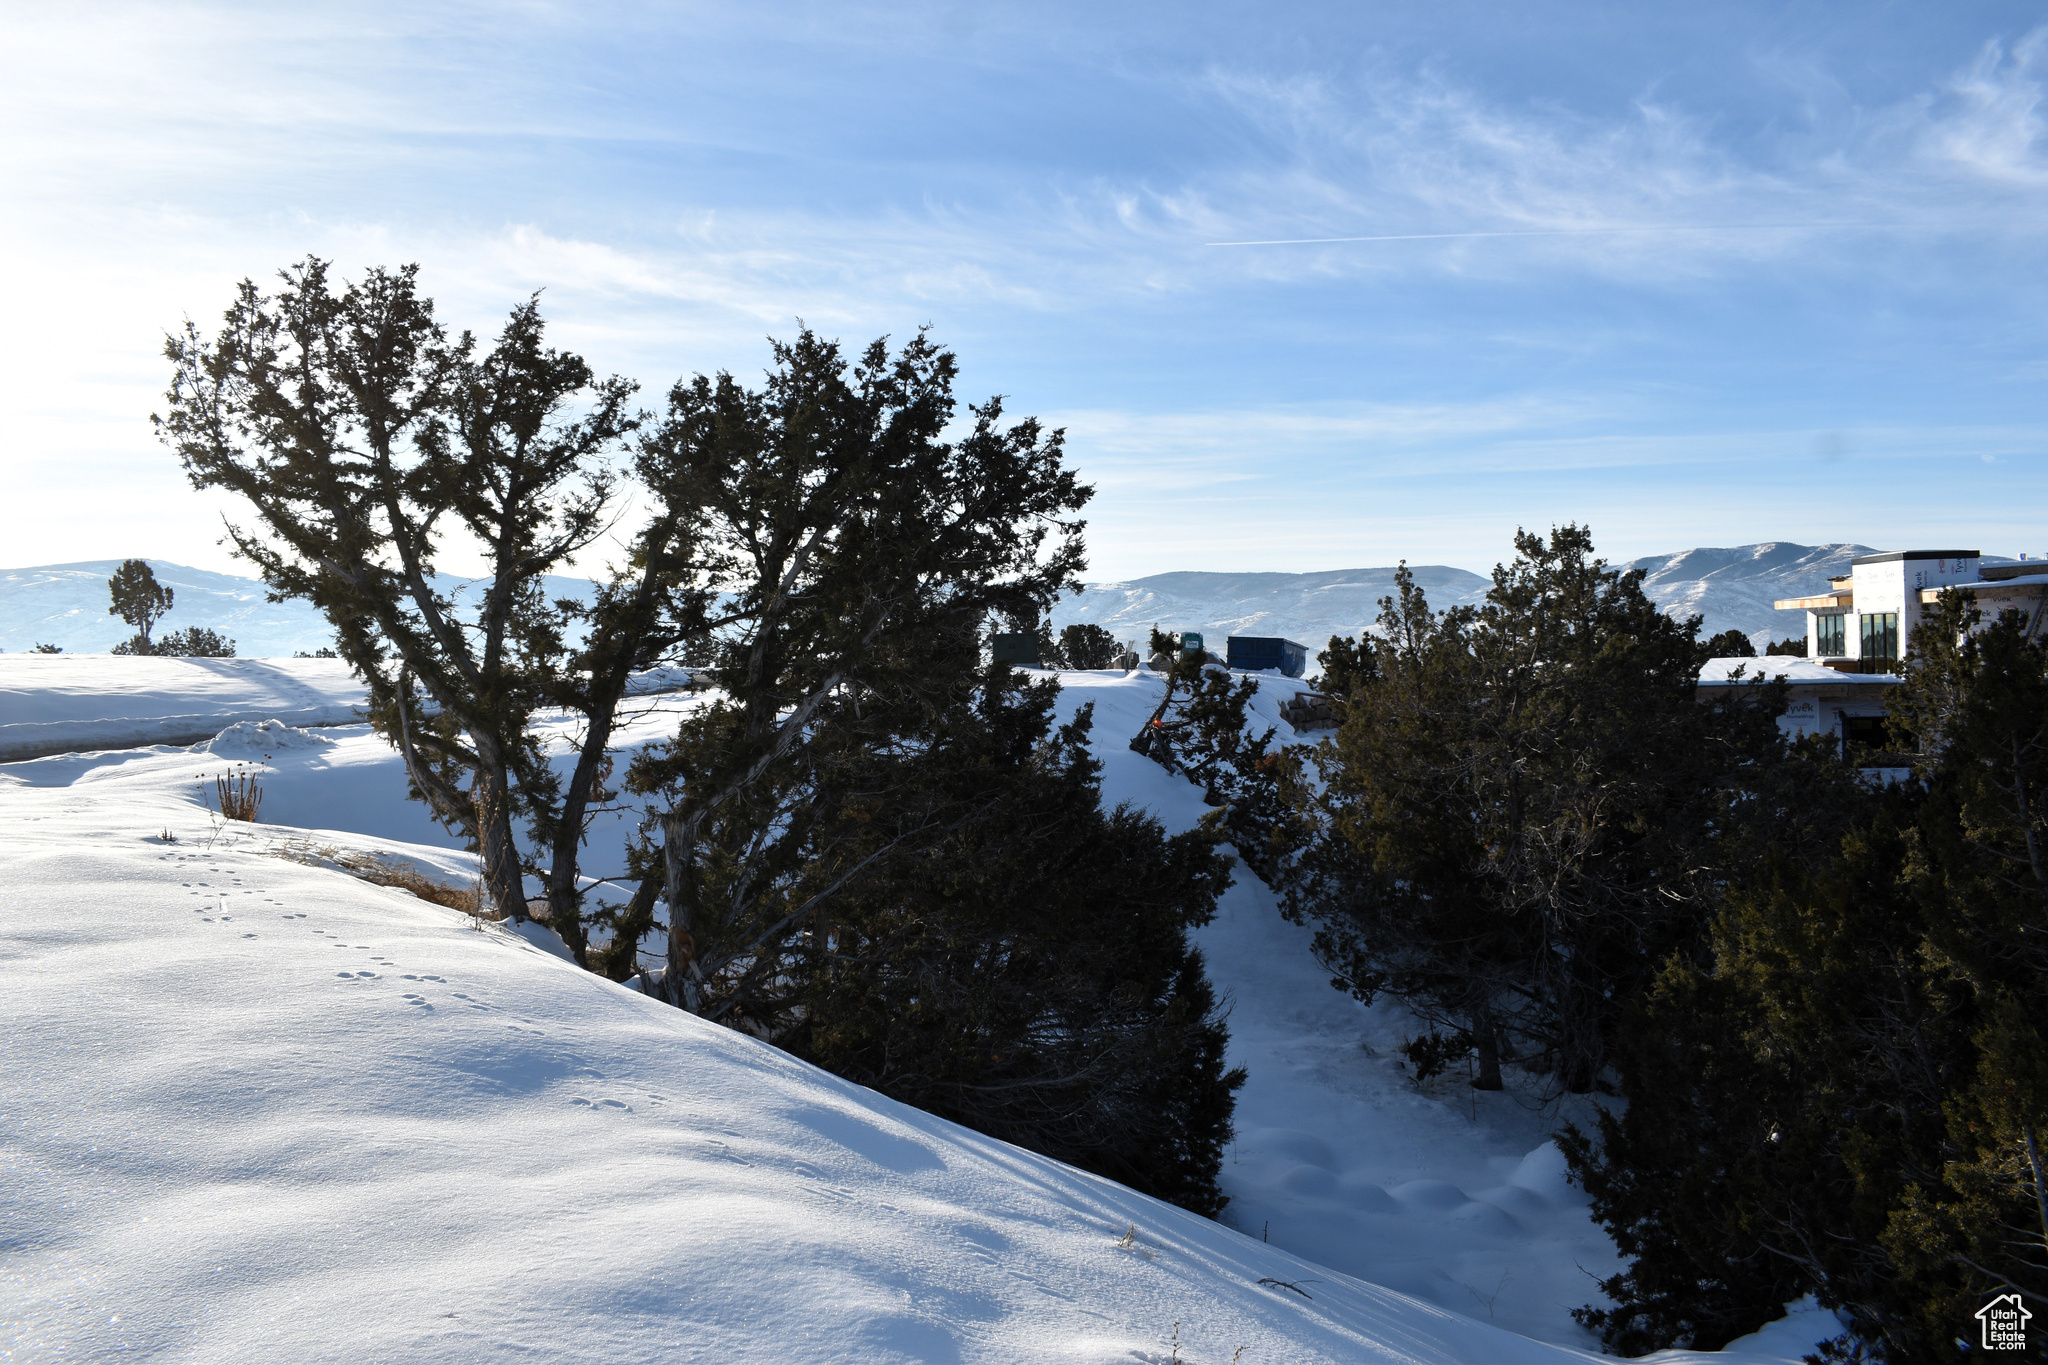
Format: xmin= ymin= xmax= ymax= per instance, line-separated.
xmin=1624 ymin=542 xmax=1873 ymax=647
xmin=4 ymin=543 xmax=1993 ymax=657
xmin=0 ymin=561 xmax=598 ymax=658
xmin=1050 ymin=543 xmax=1883 ymax=655
xmin=1049 ymin=565 xmax=1494 ymax=652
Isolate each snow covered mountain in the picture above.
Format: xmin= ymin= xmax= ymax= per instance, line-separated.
xmin=0 ymin=560 xmax=598 ymax=657
xmin=1624 ymin=543 xmax=1873 ymax=648
xmin=11 ymin=542 xmax=1974 ymax=659
xmin=1051 ymin=544 xmax=1879 ymax=655
xmin=1049 ymin=566 xmax=1495 ymax=654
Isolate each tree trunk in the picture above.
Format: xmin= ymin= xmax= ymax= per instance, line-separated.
xmin=592 ymin=870 xmax=664 ymax=983
xmin=544 ymin=726 xmax=618 ymax=966
xmin=1471 ymin=1006 xmax=1504 ymax=1091
xmin=471 ymin=768 xmax=526 ymax=922
xmin=661 ymin=809 xmax=701 ymax=1012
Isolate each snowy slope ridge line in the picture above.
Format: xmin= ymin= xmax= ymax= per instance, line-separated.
xmin=0 ymin=655 xmax=368 ymax=761
xmin=0 ymin=655 xmax=700 ymax=761
xmin=0 ymin=706 xmax=363 ymax=762
xmin=4 ymin=780 xmax=1611 ymax=1365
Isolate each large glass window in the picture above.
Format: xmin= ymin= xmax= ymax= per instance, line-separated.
xmin=1814 ymin=614 xmax=1846 ymax=657
xmin=1859 ymin=612 xmax=1899 ymax=665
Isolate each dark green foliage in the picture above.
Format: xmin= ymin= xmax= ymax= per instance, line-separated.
xmin=1312 ymin=633 xmax=1379 ymax=706
xmin=1705 ymin=627 xmax=1756 ymax=657
xmin=108 ymin=559 xmax=173 ymax=652
xmin=1565 ymin=592 xmax=2048 ymax=1360
xmin=293 ymin=646 xmax=339 ymax=659
xmin=624 ymin=327 xmax=1089 ymax=1013
xmin=1033 ymin=618 xmax=1065 ymax=668
xmin=1400 ymin=1029 xmax=1472 ymax=1083
xmin=789 ymin=684 xmax=1245 ymax=1214
xmin=155 ymin=626 xmax=236 ymax=657
xmin=1279 ymin=528 xmax=1789 ymax=1093
xmin=31 ymin=643 xmax=62 ymax=653
xmin=1765 ymin=636 xmax=1808 ymax=657
xmin=1058 ymin=622 xmax=1122 ymax=669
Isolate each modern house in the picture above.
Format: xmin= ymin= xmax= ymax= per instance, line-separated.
xmin=1772 ymin=549 xmax=2048 ymax=671
xmin=1695 ymin=656 xmax=1901 ymax=757
xmin=1704 ymin=548 xmax=2048 ymax=770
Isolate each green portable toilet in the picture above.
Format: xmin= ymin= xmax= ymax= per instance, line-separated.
xmin=1178 ymin=631 xmax=1205 ymax=660
xmin=991 ymin=632 xmax=1042 ymax=668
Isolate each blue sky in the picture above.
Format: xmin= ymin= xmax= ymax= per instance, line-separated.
xmin=5 ymin=1 xmax=2047 ymax=580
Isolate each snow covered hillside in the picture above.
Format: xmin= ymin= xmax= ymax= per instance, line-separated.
xmin=7 ymin=790 xmax=1595 ymax=1364
xmin=1 ymin=663 xmax=1841 ymax=1362
xmin=1049 ymin=567 xmax=1494 ymax=654
xmin=0 ymin=656 xmax=695 ymax=763
xmin=0 ymin=560 xmax=341 ymax=657
xmin=1624 ymin=544 xmax=1871 ymax=647
xmin=0 ymin=655 xmax=366 ymax=761
xmin=0 ymin=560 xmax=599 ymax=658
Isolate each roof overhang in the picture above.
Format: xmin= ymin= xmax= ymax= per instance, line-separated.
xmin=1920 ymin=580 xmax=2048 ymax=603
xmin=1851 ymin=549 xmax=1980 ymax=565
xmin=1774 ymin=592 xmax=1853 ymax=611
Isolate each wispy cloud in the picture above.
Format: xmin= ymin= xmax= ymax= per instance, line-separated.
xmin=7 ymin=3 xmax=2048 ymax=580
xmin=1920 ymin=31 xmax=2048 ymax=186
xmin=1131 ymin=35 xmax=2048 ymax=283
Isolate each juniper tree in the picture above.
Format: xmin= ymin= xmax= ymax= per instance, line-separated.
xmin=108 ymin=559 xmax=173 ymax=654
xmin=1704 ymin=627 xmax=1756 ymax=657
xmin=157 ymin=259 xmax=662 ymax=933
xmin=1128 ymin=646 xmax=1299 ymax=880
xmin=1057 ymin=622 xmax=1121 ymax=669
xmin=622 ymin=328 xmax=1089 ymax=1012
xmin=155 ymin=626 xmax=236 ymax=657
xmin=644 ymin=649 xmax=1246 ymax=1213
xmin=1278 ymin=529 xmax=1786 ymax=1091
xmin=1311 ymin=633 xmax=1378 ymax=708
xmin=789 ymin=681 xmax=1244 ymax=1214
xmin=1562 ymin=592 xmax=2048 ymax=1360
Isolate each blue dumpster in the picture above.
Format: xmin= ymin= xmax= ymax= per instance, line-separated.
xmin=1226 ymin=636 xmax=1308 ymax=678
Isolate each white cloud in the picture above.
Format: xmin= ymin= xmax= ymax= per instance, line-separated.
xmin=1922 ymin=30 xmax=2048 ymax=186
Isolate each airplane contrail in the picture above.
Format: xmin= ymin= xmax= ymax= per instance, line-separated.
xmin=1205 ymin=224 xmax=1881 ymax=246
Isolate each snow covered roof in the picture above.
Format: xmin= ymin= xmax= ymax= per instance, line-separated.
xmin=1948 ymin=572 xmax=2048 ymax=589
xmin=1697 ymin=657 xmax=1900 ymax=686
